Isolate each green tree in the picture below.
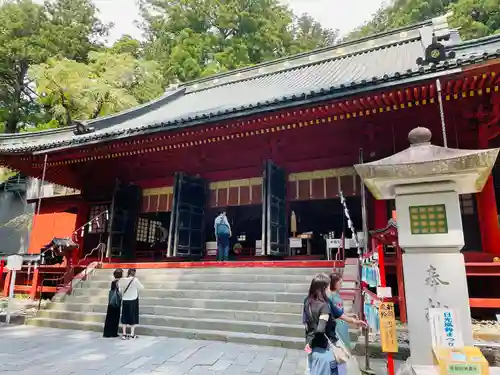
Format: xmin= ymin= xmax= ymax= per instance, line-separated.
xmin=346 ymin=0 xmax=499 ymax=41
xmin=449 ymin=0 xmax=500 ymax=40
xmin=0 ymin=0 xmax=51 ymax=133
xmin=30 ymin=51 xmax=164 ymax=125
xmin=111 ymin=35 xmax=142 ymax=58
xmin=0 ymin=0 xmax=109 ymax=133
xmin=291 ymin=13 xmax=339 ymax=52
xmin=139 ymin=0 xmax=336 ymax=83
xmin=43 ymin=0 xmax=111 ymax=62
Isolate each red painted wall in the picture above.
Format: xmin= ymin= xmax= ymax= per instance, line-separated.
xmin=28 ymin=212 xmax=77 ymax=254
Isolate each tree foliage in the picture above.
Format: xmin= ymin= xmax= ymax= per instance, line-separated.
xmin=0 ymin=0 xmax=338 ymax=133
xmin=139 ymin=0 xmax=338 ymax=82
xmin=449 ymin=0 xmax=500 ymax=40
xmin=0 ymin=0 xmax=110 ymax=133
xmin=29 ymin=51 xmax=164 ymax=125
xmin=346 ymin=0 xmax=500 ymax=41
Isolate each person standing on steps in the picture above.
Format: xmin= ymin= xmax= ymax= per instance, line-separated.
xmin=214 ymin=212 xmax=231 ymax=261
xmin=103 ymin=268 xmax=123 ymax=338
xmin=118 ymin=268 xmax=144 ymax=339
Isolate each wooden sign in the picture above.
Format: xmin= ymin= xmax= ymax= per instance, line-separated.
xmin=379 ymin=302 xmax=398 ymax=353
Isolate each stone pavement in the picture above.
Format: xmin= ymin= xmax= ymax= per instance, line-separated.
xmin=0 ymin=326 xmax=396 ymax=375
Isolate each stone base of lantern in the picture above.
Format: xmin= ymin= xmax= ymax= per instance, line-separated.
xmin=403 ymin=252 xmax=474 ymax=366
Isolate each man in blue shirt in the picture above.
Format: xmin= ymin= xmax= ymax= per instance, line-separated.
xmin=214 ymin=212 xmax=231 ymax=261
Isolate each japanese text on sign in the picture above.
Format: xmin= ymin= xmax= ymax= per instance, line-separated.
xmin=447 ymin=363 xmax=480 ymax=375
xmin=429 ymin=308 xmax=464 ymax=349
xmin=378 ymin=302 xmax=398 ymax=353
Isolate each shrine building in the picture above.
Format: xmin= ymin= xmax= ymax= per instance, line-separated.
xmin=1 ymin=15 xmax=500 ymax=273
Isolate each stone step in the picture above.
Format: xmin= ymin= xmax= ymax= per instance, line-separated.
xmin=82 ymin=280 xmax=313 ymax=293
xmin=50 ymin=302 xmax=302 ymax=324
xmin=65 ymin=295 xmax=352 ymax=314
xmin=89 ymin=273 xmax=357 ymax=284
xmin=32 ymin=309 xmax=361 ymax=343
xmin=35 ymin=264 xmax=360 ymax=349
xmin=36 ymin=310 xmax=306 ymax=338
xmin=72 ymin=288 xmax=311 ymax=303
xmin=93 ymin=267 xmax=337 ymax=276
xmin=67 ymin=296 xmax=307 ymax=314
xmin=81 ymin=281 xmax=355 ymax=294
xmin=26 ymin=318 xmax=305 ymax=349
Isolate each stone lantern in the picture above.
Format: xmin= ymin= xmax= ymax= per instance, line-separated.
xmin=354 ymin=127 xmax=499 ymax=365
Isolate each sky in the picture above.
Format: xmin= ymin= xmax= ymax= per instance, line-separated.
xmin=91 ymin=0 xmax=386 ymax=43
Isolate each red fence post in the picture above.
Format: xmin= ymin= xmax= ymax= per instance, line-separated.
xmin=2 ymin=271 xmax=11 ymax=298
xmin=30 ymin=268 xmax=40 ymax=299
xmin=377 ymin=244 xmax=395 ymax=375
xmin=0 ymin=260 xmax=4 ymax=287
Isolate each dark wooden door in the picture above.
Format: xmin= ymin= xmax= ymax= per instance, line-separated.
xmin=167 ymin=173 xmax=207 ymax=257
xmin=108 ymin=183 xmax=141 ymax=259
xmin=262 ymin=161 xmax=288 ymax=256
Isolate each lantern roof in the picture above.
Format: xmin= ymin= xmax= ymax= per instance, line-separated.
xmin=354 ymin=127 xmax=500 ymax=199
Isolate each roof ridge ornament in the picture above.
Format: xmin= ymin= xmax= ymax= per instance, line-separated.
xmin=416 ymin=32 xmax=456 ymax=66
xmin=416 ymin=13 xmax=456 ymax=66
xmin=73 ymin=121 xmax=95 ymax=136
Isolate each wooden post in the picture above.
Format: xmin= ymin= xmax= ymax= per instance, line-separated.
xmin=373 ymin=199 xmax=387 ymax=230
xmin=476 ymin=175 xmax=500 ymax=254
xmin=377 ymin=244 xmax=395 ymax=375
xmin=395 ymin=244 xmax=407 ymax=323
xmin=476 ymin=126 xmax=500 ymax=254
xmin=29 ymin=268 xmax=40 ymax=299
xmin=0 ymin=260 xmax=4 ymax=287
xmin=2 ymin=271 xmax=11 ymax=298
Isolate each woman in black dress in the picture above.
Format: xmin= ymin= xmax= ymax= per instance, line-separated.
xmin=103 ymin=268 xmax=123 ymax=338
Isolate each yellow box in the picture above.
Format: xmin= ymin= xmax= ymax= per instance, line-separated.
xmin=433 ymin=347 xmax=489 ymax=375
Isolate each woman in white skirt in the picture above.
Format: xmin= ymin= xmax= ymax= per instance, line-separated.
xmin=119 ymin=268 xmax=144 ymax=339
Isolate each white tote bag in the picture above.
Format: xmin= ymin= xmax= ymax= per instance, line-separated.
xmin=329 ymin=336 xmax=361 ymax=375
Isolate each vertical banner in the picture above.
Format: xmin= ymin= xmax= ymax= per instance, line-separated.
xmin=379 ymin=302 xmax=398 ymax=353
xmin=429 ymin=308 xmax=464 ymax=349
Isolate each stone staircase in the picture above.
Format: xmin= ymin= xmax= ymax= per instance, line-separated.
xmin=27 ymin=262 xmax=359 ymax=349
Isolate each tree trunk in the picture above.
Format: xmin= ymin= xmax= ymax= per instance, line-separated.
xmin=4 ymin=62 xmax=29 ymax=133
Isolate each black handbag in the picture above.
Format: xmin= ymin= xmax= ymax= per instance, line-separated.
xmin=109 ymin=288 xmax=121 ymax=308
xmin=109 ymin=281 xmax=122 ymax=308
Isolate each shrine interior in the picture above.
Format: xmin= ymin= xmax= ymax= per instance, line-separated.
xmin=135 ymin=211 xmax=171 ymax=259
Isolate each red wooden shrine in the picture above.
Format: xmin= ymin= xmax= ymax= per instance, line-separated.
xmin=370 ymin=220 xmax=407 ymax=323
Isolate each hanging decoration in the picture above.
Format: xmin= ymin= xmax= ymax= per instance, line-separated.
xmin=339 ymin=190 xmax=362 ymax=256
xmin=72 ymin=210 xmax=109 ymax=240
xmin=363 ymin=290 xmax=381 ymax=341
xmin=361 ymin=251 xmax=382 ymax=342
xmin=361 ymin=252 xmax=381 ymax=288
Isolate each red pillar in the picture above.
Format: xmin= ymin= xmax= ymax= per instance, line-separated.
xmin=476 ymin=176 xmax=500 ymax=254
xmin=2 ymin=271 xmax=11 ymax=297
xmin=373 ymin=198 xmax=387 ymax=230
xmin=476 ymin=129 xmax=500 ymax=255
xmin=0 ymin=260 xmax=4 ymax=287
xmin=29 ymin=268 xmax=40 ymax=299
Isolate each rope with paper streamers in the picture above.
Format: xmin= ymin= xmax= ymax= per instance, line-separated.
xmin=73 ymin=210 xmax=109 ymax=239
xmin=339 ymin=190 xmax=362 ymax=256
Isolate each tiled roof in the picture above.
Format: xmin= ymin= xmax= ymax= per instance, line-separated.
xmin=1 ymin=18 xmax=500 ymax=155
